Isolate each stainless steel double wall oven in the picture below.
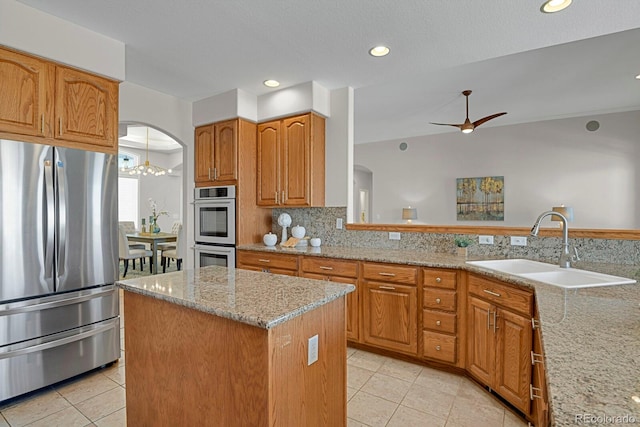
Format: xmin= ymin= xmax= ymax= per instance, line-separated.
xmin=194 ymin=185 xmax=236 ymax=268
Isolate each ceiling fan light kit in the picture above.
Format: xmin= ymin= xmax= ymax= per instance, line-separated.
xmin=430 ymin=90 xmax=507 ymax=134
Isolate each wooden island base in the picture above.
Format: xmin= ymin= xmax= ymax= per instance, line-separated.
xmin=123 ymin=291 xmax=347 ymax=427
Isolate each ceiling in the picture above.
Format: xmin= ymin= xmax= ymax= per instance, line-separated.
xmin=17 ymin=0 xmax=640 ymax=144
xmin=118 ymin=125 xmax=181 ymax=153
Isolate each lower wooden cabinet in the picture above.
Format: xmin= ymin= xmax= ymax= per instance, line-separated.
xmin=467 ymin=275 xmax=534 ymax=415
xmin=421 ymin=268 xmax=459 ymax=365
xmin=236 ymin=250 xmax=298 ymax=276
xmin=531 ymin=310 xmax=549 ymax=427
xmin=361 ymin=262 xmax=418 ymax=355
xmin=301 ymin=257 xmax=359 ymax=341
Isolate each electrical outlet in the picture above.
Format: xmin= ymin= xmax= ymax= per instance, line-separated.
xmin=336 ymin=218 xmax=343 ymax=229
xmin=510 ymin=236 xmax=527 ymax=246
xmin=479 ymin=235 xmax=494 ymax=245
xmin=308 ymin=335 xmax=318 ymax=366
xmin=389 ymin=232 xmax=401 ymax=240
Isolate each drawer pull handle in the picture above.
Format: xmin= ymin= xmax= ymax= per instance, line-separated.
xmin=435 ymin=345 xmax=441 ymax=351
xmin=435 ymin=277 xmax=442 ymax=283
xmin=378 ymin=272 xmax=396 ymax=277
xmin=319 ymin=266 xmax=334 ymax=270
xmin=435 ymin=298 xmax=441 ymax=304
xmin=531 ymin=318 xmax=540 ymax=330
xmin=436 ymin=320 xmax=441 ymax=326
xmin=379 ymin=285 xmax=396 ymax=290
xmin=483 ymin=289 xmax=501 ymax=297
xmin=531 ymin=351 xmax=544 ymax=366
xmin=258 ymin=259 xmax=271 ymax=263
xmin=530 ymin=384 xmax=543 ymax=400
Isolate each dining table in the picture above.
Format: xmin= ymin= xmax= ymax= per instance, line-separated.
xmin=126 ymin=232 xmax=177 ymax=275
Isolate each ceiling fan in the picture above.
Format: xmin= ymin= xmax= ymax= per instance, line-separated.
xmin=430 ymin=90 xmax=507 ymax=134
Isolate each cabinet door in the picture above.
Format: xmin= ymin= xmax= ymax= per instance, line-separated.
xmin=303 ymin=272 xmax=359 ymax=342
xmin=55 ymin=66 xmax=118 ymax=150
xmin=466 ymin=295 xmax=494 ymax=386
xmin=195 ymin=124 xmax=214 ymax=184
xmin=0 ymin=48 xmax=53 ymax=138
xmin=281 ymin=114 xmax=310 ymax=206
xmin=214 ymin=120 xmax=238 ymax=183
xmin=363 ymin=280 xmax=417 ymax=355
xmin=256 ymin=121 xmax=280 ymax=206
xmin=495 ymin=308 xmax=532 ymax=414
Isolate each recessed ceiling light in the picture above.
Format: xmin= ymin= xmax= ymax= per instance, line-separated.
xmin=635 ymin=74 xmax=640 ymax=80
xmin=369 ymin=46 xmax=390 ymax=57
xmin=540 ymin=0 xmax=572 ymax=13
xmin=263 ymin=79 xmax=280 ymax=88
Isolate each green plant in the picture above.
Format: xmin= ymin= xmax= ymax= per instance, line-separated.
xmin=454 ymin=236 xmax=473 ymax=247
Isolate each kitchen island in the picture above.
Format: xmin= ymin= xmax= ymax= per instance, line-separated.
xmin=238 ymin=244 xmax=640 ymax=426
xmin=116 ymin=265 xmax=354 ymax=427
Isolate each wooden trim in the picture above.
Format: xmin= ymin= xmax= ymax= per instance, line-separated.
xmin=346 ymin=223 xmax=640 ymax=240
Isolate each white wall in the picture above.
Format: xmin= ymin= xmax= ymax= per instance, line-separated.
xmin=325 ymin=87 xmax=353 ymax=208
xmin=0 ymin=0 xmax=125 ymax=80
xmin=355 ymin=110 xmax=640 ymax=229
xmin=119 ymin=82 xmax=194 ymax=265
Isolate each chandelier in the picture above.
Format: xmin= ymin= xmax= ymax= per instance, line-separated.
xmin=120 ymin=127 xmax=172 ymax=177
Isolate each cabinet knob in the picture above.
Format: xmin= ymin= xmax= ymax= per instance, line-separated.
xmin=435 ymin=345 xmax=441 ymax=351
xmin=435 ymin=298 xmax=441 ymax=304
xmin=436 ymin=320 xmax=441 ymax=326
xmin=435 ymin=277 xmax=442 ymax=283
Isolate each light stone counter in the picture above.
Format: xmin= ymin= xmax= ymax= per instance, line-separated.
xmin=239 ymin=243 xmax=640 ymax=426
xmin=116 ymin=265 xmax=354 ymax=329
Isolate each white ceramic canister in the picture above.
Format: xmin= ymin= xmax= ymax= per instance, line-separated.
xmin=309 ymin=237 xmax=321 ymax=247
xmin=291 ymin=225 xmax=306 ymax=239
xmin=263 ymin=232 xmax=278 ymax=246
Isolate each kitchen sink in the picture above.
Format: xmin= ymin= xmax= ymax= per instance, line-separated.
xmin=466 ymin=259 xmax=558 ymax=275
xmin=466 ymin=259 xmax=636 ymax=289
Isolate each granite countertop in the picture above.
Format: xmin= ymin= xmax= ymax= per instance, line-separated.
xmin=239 ymin=243 xmax=640 ymax=426
xmin=116 ymin=265 xmax=354 ymax=329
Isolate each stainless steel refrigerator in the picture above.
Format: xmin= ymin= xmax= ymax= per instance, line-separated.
xmin=0 ymin=139 xmax=120 ymax=402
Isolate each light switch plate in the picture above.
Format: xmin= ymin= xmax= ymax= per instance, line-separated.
xmin=336 ymin=218 xmax=343 ymax=229
xmin=308 ymin=335 xmax=318 ymax=366
xmin=389 ymin=232 xmax=401 ymax=240
xmin=510 ymin=236 xmax=527 ymax=246
xmin=479 ymin=235 xmax=494 ymax=245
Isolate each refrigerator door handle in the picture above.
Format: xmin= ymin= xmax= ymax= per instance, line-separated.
xmin=55 ymin=160 xmax=67 ymax=279
xmin=44 ymin=159 xmax=55 ymax=281
xmin=0 ymin=286 xmax=116 ymax=316
xmin=0 ymin=318 xmax=117 ymax=361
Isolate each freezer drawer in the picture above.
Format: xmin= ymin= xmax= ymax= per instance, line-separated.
xmin=0 ymin=317 xmax=120 ymax=402
xmin=0 ymin=285 xmax=119 ymax=347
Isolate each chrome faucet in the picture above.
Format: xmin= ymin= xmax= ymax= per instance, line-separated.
xmin=530 ymin=211 xmax=579 ymax=268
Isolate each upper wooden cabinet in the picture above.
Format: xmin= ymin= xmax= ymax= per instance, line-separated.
xmin=0 ymin=48 xmax=53 ymax=138
xmin=54 ymin=66 xmax=118 ymax=149
xmin=0 ymin=46 xmax=119 ymax=153
xmin=195 ymin=119 xmax=238 ymax=186
xmin=256 ymin=112 xmax=325 ymax=207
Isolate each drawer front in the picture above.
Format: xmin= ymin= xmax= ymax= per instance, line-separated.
xmin=301 ymin=257 xmax=357 ymax=278
xmin=423 ymin=269 xmax=457 ymax=290
xmin=468 ymin=275 xmax=533 ymax=316
xmin=362 ymin=262 xmax=417 ymax=285
xmin=422 ymin=309 xmax=456 ymax=334
xmin=422 ymin=331 xmax=456 ymax=364
xmin=423 ymin=288 xmax=456 ymax=311
xmin=237 ymin=251 xmax=298 ymax=271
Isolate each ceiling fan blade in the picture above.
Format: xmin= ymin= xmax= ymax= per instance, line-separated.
xmin=430 ymin=122 xmax=464 ymax=130
xmin=472 ymin=112 xmax=507 ymax=128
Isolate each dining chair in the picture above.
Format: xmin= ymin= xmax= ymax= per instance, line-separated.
xmin=119 ymin=221 xmax=147 ymax=250
xmin=161 ymin=224 xmax=184 ymax=273
xmin=158 ymin=221 xmax=182 ymax=268
xmin=118 ymin=224 xmax=153 ymax=277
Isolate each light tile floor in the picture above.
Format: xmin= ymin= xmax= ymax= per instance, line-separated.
xmin=0 ymin=294 xmax=528 ymax=427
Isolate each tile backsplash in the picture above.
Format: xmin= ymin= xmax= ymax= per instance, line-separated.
xmin=273 ymin=207 xmax=640 ymax=266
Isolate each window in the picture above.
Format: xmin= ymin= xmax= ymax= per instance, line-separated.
xmin=118 ymin=151 xmax=139 ymax=227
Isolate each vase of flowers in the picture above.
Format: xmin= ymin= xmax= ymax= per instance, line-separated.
xmin=148 ymin=198 xmax=168 ymax=233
